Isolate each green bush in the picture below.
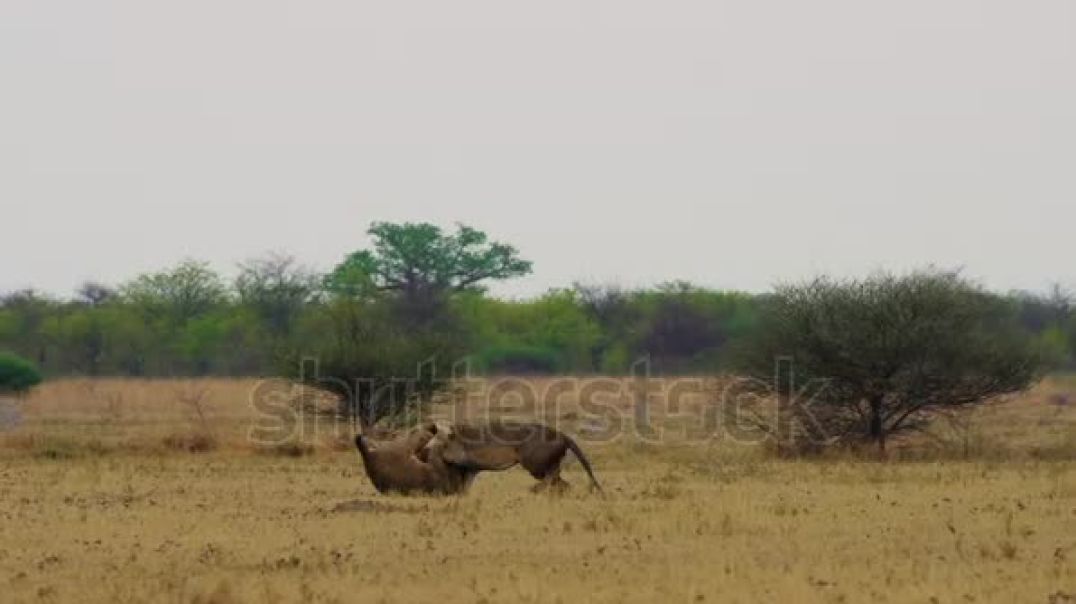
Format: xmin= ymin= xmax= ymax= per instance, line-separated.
xmin=0 ymin=351 xmax=42 ymax=394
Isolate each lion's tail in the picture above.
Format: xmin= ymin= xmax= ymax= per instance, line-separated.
xmin=565 ymin=437 xmax=603 ymax=494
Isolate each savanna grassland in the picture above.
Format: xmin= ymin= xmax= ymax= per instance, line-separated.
xmin=1 ymin=377 xmax=1075 ymax=603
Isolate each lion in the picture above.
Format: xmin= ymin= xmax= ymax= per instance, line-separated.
xmin=353 ymin=425 xmax=477 ymax=495
xmin=435 ymin=422 xmax=602 ymax=493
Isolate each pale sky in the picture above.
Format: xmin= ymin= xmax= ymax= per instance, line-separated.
xmin=2 ymin=0 xmax=1074 ymax=298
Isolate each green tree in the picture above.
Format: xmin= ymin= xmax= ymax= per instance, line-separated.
xmin=122 ymin=260 xmax=228 ymax=326
xmin=324 ymin=222 xmax=531 ymax=322
xmin=115 ymin=261 xmax=230 ymax=375
xmin=0 ymin=290 xmax=56 ymax=368
xmin=734 ymin=270 xmax=1042 ymax=455
xmin=92 ymin=306 xmax=158 ymax=376
xmin=1035 ymin=326 xmax=1071 ymax=369
xmin=179 ymin=308 xmax=267 ymax=375
xmin=461 ymin=290 xmax=601 ymax=374
xmin=41 ymin=307 xmax=106 ymax=375
xmin=1014 ymin=285 xmax=1074 ymax=369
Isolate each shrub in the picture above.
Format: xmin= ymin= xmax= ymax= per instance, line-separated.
xmin=0 ymin=351 xmax=43 ymax=394
xmin=733 ymin=270 xmax=1043 ymax=455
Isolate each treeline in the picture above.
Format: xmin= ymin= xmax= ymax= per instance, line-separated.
xmin=0 ymin=270 xmax=759 ymax=377
xmin=1 ymin=223 xmax=1074 ymax=378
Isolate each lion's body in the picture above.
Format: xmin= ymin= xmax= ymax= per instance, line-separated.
xmin=354 ymin=427 xmax=476 ymax=495
xmin=439 ymin=422 xmax=602 ymax=492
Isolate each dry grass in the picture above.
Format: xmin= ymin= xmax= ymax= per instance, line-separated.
xmin=0 ymin=377 xmax=1074 ymax=603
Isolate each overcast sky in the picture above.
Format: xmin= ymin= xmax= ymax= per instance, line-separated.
xmin=2 ymin=0 xmax=1073 ymax=298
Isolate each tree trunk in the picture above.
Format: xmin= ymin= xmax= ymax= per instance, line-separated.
xmin=868 ymin=396 xmax=886 ymax=457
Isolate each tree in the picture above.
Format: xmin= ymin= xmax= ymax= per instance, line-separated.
xmin=1013 ymin=284 xmax=1074 ymax=369
xmin=114 ymin=261 xmax=229 ymax=375
xmin=637 ymin=282 xmax=731 ymax=373
xmin=291 ymin=296 xmax=469 ymax=426
xmin=178 ymin=308 xmax=267 ymax=375
xmin=0 ymin=351 xmax=42 ymax=394
xmin=121 ymin=260 xmax=228 ymax=325
xmin=573 ymin=282 xmax=760 ymax=373
xmin=42 ymin=308 xmax=106 ymax=375
xmin=75 ymin=282 xmax=116 ymax=307
xmin=0 ymin=289 xmax=56 ymax=368
xmin=460 ymin=290 xmax=601 ymax=374
xmin=324 ymin=222 xmax=531 ymax=322
xmin=733 ymin=270 xmax=1043 ymax=455
xmin=574 ymin=283 xmax=641 ymax=372
xmin=235 ymin=252 xmax=319 ymax=337
xmin=300 ymin=223 xmax=530 ymax=423
xmin=1046 ymin=283 xmax=1073 ymax=324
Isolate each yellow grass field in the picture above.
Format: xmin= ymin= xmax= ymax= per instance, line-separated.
xmin=1 ymin=377 xmax=1075 ymax=603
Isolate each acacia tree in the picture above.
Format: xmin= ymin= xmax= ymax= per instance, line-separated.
xmin=734 ymin=270 xmax=1042 ymax=455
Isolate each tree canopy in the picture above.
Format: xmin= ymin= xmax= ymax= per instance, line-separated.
xmin=121 ymin=260 xmax=228 ymax=325
xmin=324 ymin=222 xmax=532 ymax=306
xmin=235 ymin=252 xmax=319 ymax=337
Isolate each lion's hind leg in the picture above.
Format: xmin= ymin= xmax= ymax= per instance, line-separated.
xmin=524 ymin=442 xmax=571 ymax=493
